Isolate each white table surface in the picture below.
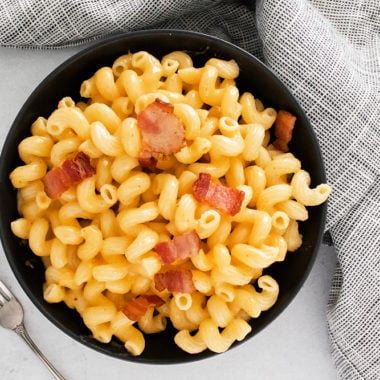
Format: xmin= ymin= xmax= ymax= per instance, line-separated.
xmin=0 ymin=45 xmax=338 ymax=380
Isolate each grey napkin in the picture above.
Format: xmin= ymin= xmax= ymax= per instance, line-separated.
xmin=1 ymin=1 xmax=379 ymax=379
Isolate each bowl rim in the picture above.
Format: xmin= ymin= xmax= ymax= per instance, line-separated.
xmin=0 ymin=28 xmax=328 ymax=364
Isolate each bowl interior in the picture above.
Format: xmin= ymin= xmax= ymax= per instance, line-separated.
xmin=0 ymin=30 xmax=327 ymax=364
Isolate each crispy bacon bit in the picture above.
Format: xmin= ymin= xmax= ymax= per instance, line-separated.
xmin=273 ymin=110 xmax=296 ymax=152
xmin=155 ymin=230 xmax=201 ymax=265
xmin=137 ymin=98 xmax=185 ymax=167
xmin=192 ymin=173 xmax=245 ymax=216
xmin=137 ymin=150 xmax=158 ymax=170
xmin=43 ymin=168 xmax=71 ymax=199
xmin=43 ymin=152 xmax=95 ymax=199
xmin=62 ymin=152 xmax=94 ymax=184
xmin=120 ymin=295 xmax=165 ymax=321
xmin=154 ymin=270 xmax=195 ymax=293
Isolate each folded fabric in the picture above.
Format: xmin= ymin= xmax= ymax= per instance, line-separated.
xmin=256 ymin=3 xmax=380 ymax=380
xmin=0 ymin=0 xmax=379 ymax=379
xmin=0 ymin=0 xmax=261 ymax=51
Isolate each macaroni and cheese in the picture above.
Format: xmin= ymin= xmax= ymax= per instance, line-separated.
xmin=9 ymin=50 xmax=331 ymax=356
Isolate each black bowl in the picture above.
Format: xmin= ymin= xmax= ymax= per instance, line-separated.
xmin=0 ymin=30 xmax=327 ymax=364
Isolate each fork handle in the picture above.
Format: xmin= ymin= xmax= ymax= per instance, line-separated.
xmin=14 ymin=323 xmax=67 ymax=380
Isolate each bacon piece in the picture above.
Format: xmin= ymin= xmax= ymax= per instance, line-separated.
xmin=43 ymin=152 xmax=95 ymax=199
xmin=137 ymin=150 xmax=158 ymax=170
xmin=137 ymin=99 xmax=185 ymax=167
xmin=192 ymin=173 xmax=245 ymax=216
xmin=273 ymin=110 xmax=296 ymax=152
xmin=155 ymin=230 xmax=201 ymax=265
xmin=42 ymin=167 xmax=71 ymax=199
xmin=73 ymin=151 xmax=95 ymax=177
xmin=120 ymin=295 xmax=165 ymax=321
xmin=61 ymin=152 xmax=95 ymax=184
xmin=154 ymin=270 xmax=195 ymax=293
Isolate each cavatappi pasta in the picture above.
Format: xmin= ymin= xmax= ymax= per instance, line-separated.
xmin=10 ymin=50 xmax=331 ymax=356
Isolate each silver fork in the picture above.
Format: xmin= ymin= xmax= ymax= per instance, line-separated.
xmin=0 ymin=280 xmax=66 ymax=380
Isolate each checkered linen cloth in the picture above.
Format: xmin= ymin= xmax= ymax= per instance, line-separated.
xmin=1 ymin=0 xmax=379 ymax=378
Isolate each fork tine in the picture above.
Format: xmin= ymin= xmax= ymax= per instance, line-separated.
xmin=0 ymin=281 xmax=13 ymax=301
